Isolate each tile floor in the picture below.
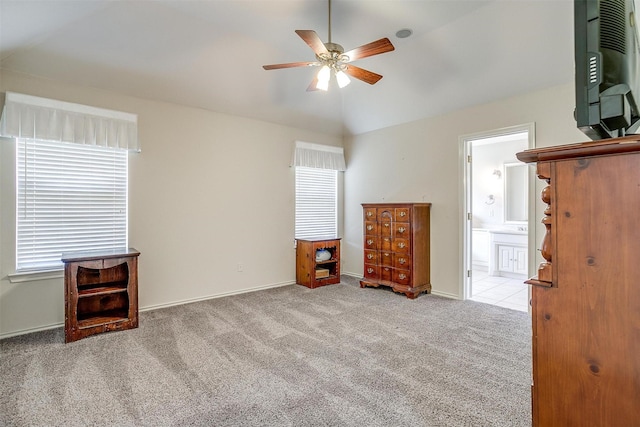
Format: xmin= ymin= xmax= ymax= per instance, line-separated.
xmin=469 ymin=269 xmax=530 ymax=312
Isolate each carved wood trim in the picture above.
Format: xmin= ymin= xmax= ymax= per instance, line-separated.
xmin=528 ymin=162 xmax=553 ymax=286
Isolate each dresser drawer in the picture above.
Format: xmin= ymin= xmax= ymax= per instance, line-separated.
xmin=394 ymin=269 xmax=411 ymax=286
xmin=393 ymin=222 xmax=410 ymax=238
xmin=364 ymin=207 xmax=377 ymax=221
xmin=380 ymin=236 xmax=392 ymax=251
xmin=380 ymin=219 xmax=392 ymax=237
xmin=394 ymin=254 xmax=411 ymax=270
xmin=378 ymin=208 xmax=394 ymax=222
xmin=396 ymin=208 xmax=411 ymax=221
xmin=392 ymin=238 xmax=410 ymax=254
xmin=364 ymin=236 xmax=378 ymax=250
xmin=364 ymin=250 xmax=378 ymax=263
xmin=364 ymin=264 xmax=379 ymax=279
xmin=365 ymin=221 xmax=378 ymax=235
xmin=381 ymin=266 xmax=393 ymax=281
xmin=379 ymin=251 xmax=393 ymax=267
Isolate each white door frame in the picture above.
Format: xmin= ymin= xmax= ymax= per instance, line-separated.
xmin=458 ymin=123 xmax=536 ymax=301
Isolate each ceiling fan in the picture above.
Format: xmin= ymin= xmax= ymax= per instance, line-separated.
xmin=262 ymin=0 xmax=395 ymax=91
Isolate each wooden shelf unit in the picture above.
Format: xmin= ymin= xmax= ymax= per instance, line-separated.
xmin=62 ymin=248 xmax=140 ymax=343
xmin=295 ymin=238 xmax=341 ymax=288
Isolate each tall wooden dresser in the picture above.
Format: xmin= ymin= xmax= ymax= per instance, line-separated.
xmin=360 ymin=203 xmax=431 ymax=299
xmin=517 ymin=136 xmax=640 ymax=426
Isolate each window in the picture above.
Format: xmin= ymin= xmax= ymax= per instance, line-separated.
xmin=295 ymin=166 xmax=337 ymax=240
xmin=16 ymin=138 xmax=127 ymax=272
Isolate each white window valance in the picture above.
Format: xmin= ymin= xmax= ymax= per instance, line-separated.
xmin=291 ymin=141 xmax=346 ymax=171
xmin=0 ymin=92 xmax=139 ymax=152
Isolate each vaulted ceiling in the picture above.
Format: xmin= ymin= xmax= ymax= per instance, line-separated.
xmin=0 ymin=0 xmax=574 ymax=136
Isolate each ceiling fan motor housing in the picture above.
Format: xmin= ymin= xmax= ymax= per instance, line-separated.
xmin=317 ymin=42 xmax=350 ymax=71
xmin=324 ymin=42 xmax=344 ymax=54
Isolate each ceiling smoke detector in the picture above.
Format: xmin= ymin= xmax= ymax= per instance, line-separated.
xmin=395 ymin=29 xmax=413 ymax=39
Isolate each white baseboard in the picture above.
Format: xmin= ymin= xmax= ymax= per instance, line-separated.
xmin=0 ymin=322 xmax=63 ymax=340
xmin=342 ymin=271 xmax=361 ymax=278
xmin=140 ymin=280 xmax=295 ymax=313
xmin=430 ymin=290 xmax=461 ymax=299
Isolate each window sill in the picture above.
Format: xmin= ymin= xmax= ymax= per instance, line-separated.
xmin=8 ymin=269 xmax=63 ymax=283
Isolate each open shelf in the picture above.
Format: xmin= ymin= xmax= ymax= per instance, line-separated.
xmin=63 ymin=248 xmax=139 ymax=343
xmin=78 ymin=283 xmax=129 ymax=297
xmin=296 ymin=238 xmax=341 ymax=289
xmin=77 ymin=310 xmax=129 ymax=329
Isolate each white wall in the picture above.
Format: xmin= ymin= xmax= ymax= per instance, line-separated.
xmin=343 ymin=82 xmax=587 ymax=298
xmin=0 ymin=69 xmax=341 ymax=337
xmin=0 ymin=71 xmax=595 ymax=335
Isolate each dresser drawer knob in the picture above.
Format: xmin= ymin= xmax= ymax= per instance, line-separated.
xmin=399 ymin=212 xmax=406 ymax=217
xmin=384 ymin=253 xmax=390 ymax=257
xmin=367 ymin=225 xmax=373 ymax=231
xmin=398 ymin=243 xmax=406 ymax=249
xmin=367 ymin=268 xmax=374 ymax=274
xmin=367 ymin=254 xmax=374 ymax=259
xmin=399 ymin=273 xmax=407 ymax=280
xmin=398 ymin=227 xmax=406 ymax=233
xmin=399 ymin=258 xmax=406 ymax=264
xmin=384 ymin=223 xmax=390 ymax=227
xmin=367 ymin=239 xmax=373 ymax=245
xmin=367 ymin=211 xmax=373 ymax=217
xmin=384 ymin=268 xmax=390 ymax=272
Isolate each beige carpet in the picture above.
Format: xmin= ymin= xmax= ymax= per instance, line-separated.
xmin=0 ymin=276 xmax=531 ymax=426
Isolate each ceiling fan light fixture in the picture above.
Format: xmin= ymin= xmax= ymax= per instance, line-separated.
xmin=316 ymin=79 xmax=329 ymax=91
xmin=336 ymin=70 xmax=351 ymax=88
xmin=317 ymin=65 xmax=331 ymax=83
xmin=316 ymin=65 xmax=330 ymax=91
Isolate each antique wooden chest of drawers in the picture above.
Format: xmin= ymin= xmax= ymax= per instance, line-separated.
xmin=360 ymin=203 xmax=431 ymax=299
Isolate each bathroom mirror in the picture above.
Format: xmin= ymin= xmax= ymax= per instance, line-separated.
xmin=504 ymin=163 xmax=528 ymax=223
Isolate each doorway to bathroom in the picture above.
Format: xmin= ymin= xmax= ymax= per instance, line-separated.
xmin=460 ymin=124 xmax=535 ymax=312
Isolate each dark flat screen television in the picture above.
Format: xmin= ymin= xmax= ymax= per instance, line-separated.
xmin=575 ymin=0 xmax=640 ymax=140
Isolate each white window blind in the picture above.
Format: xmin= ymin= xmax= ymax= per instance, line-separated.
xmin=16 ymin=138 xmax=127 ymax=272
xmin=295 ymin=167 xmax=337 ymax=240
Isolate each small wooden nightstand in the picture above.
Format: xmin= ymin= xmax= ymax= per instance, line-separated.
xmin=295 ymin=238 xmax=340 ymax=289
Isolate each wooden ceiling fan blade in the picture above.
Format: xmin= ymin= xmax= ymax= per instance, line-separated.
xmin=306 ymin=76 xmax=320 ymax=92
xmin=263 ymin=61 xmax=318 ymax=70
xmin=344 ymin=65 xmax=383 ymax=85
xmin=295 ymin=30 xmax=329 ymax=56
xmin=343 ymin=38 xmax=395 ymax=61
